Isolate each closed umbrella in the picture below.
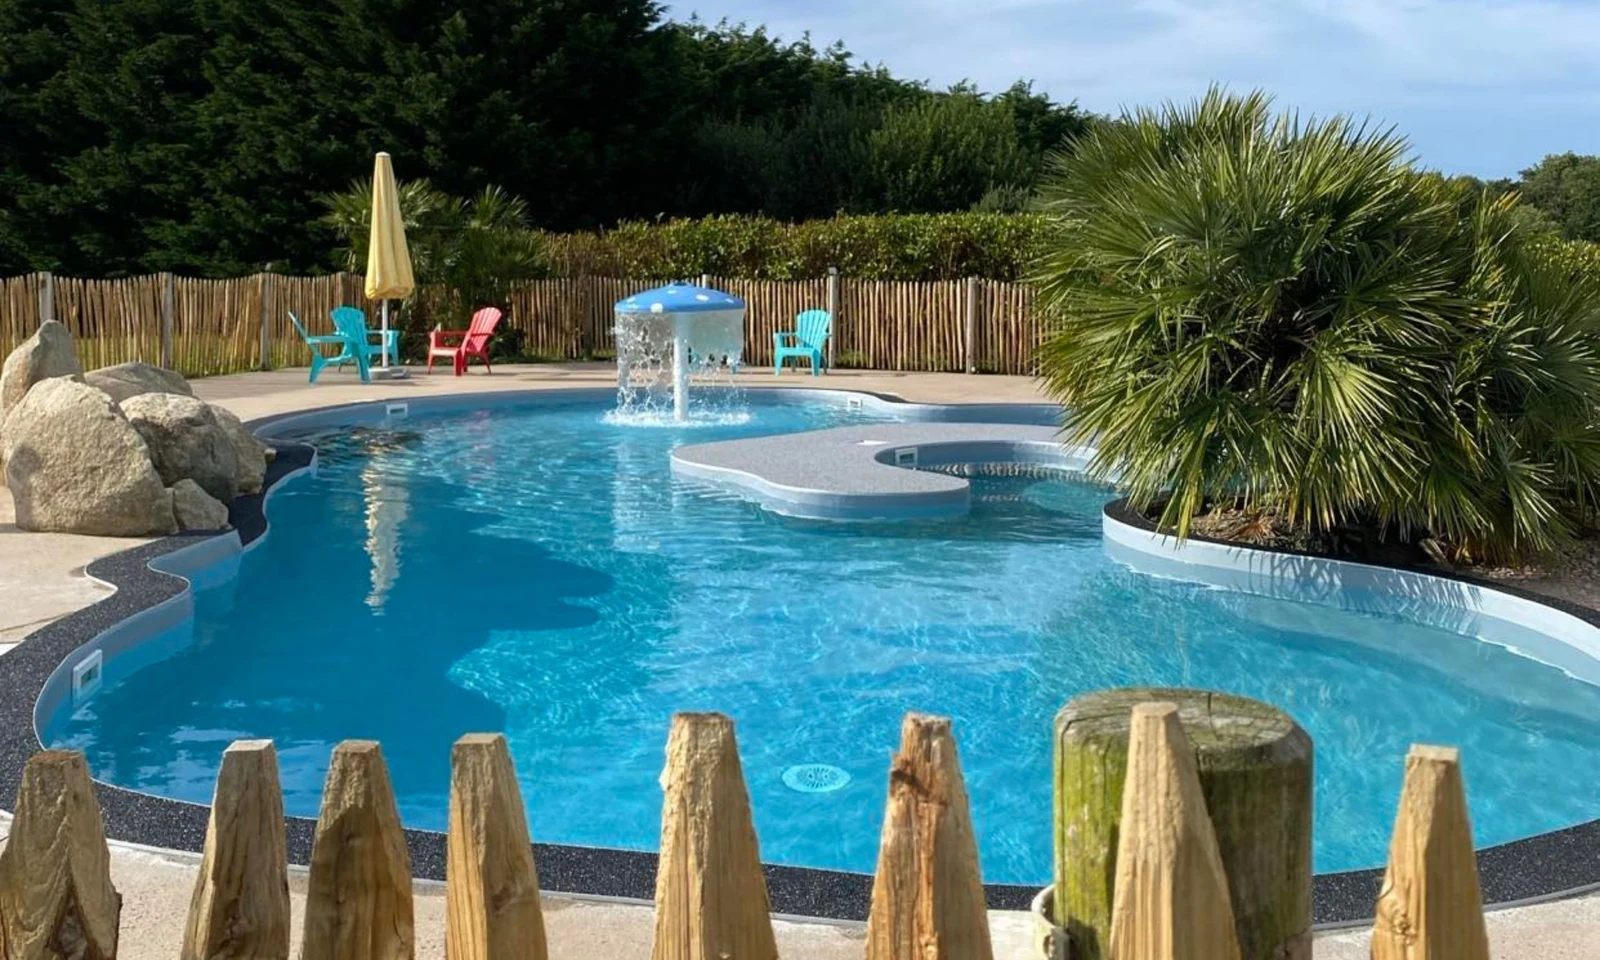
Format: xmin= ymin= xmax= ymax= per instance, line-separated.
xmin=365 ymin=152 xmax=414 ymax=374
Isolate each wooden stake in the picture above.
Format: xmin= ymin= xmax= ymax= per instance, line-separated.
xmin=651 ymin=712 xmax=777 ymax=960
xmin=180 ymin=740 xmax=289 ymax=960
xmin=446 ymin=734 xmax=547 ymax=960
xmin=0 ymin=750 xmax=121 ymax=960
xmin=1371 ymin=745 xmax=1489 ymax=960
xmin=864 ymin=714 xmax=993 ymax=960
xmin=301 ymin=741 xmax=414 ymax=960
xmin=1108 ymin=703 xmax=1241 ymax=960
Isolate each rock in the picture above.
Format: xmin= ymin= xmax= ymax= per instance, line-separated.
xmin=209 ymin=405 xmax=270 ymax=495
xmin=2 ymin=378 xmax=176 ymax=536
xmin=120 ymin=392 xmax=239 ymax=503
xmin=170 ymin=479 xmax=230 ymax=531
xmin=84 ymin=360 xmax=192 ymax=404
xmin=1 ymin=320 xmax=84 ymax=435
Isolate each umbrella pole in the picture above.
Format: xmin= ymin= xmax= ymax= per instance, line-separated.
xmin=379 ymin=299 xmax=391 ymax=369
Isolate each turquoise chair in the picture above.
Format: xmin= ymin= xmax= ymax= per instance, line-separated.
xmin=290 ymin=310 xmax=366 ymax=384
xmin=328 ymin=308 xmax=373 ymax=383
xmin=331 ymin=306 xmax=400 ymax=369
xmin=774 ymin=309 xmax=831 ymax=376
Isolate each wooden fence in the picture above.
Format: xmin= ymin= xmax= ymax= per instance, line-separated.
xmin=0 ymin=701 xmax=1491 ymax=960
xmin=0 ymin=271 xmax=1044 ymax=378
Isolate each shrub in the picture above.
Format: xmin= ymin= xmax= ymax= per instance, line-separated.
xmin=539 ymin=212 xmax=1051 ymax=280
xmin=1032 ymin=90 xmax=1600 ymax=562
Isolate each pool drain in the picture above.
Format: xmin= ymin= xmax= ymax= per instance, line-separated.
xmin=782 ymin=763 xmax=851 ymax=794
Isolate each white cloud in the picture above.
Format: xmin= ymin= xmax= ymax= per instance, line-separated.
xmin=665 ymin=0 xmax=1600 ymax=176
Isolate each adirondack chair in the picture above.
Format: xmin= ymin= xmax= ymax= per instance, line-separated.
xmin=330 ymin=306 xmax=400 ymax=368
xmin=290 ymin=310 xmax=364 ymax=384
xmin=329 ymin=308 xmax=373 ymax=383
xmin=774 ymin=309 xmax=831 ymax=375
xmin=427 ymin=307 xmax=503 ymax=375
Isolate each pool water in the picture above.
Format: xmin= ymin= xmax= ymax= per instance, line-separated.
xmin=45 ymin=395 xmax=1600 ymax=882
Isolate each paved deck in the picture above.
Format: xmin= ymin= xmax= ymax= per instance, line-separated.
xmin=2 ymin=363 xmax=1597 ymax=957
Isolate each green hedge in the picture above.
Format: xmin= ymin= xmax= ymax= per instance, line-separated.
xmin=541 ymin=213 xmax=1050 ymax=281
xmin=540 ymin=213 xmax=1600 ymax=286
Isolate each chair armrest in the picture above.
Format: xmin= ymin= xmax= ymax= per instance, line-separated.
xmin=430 ymin=330 xmax=468 ymax=348
xmin=774 ymin=332 xmax=799 ymax=345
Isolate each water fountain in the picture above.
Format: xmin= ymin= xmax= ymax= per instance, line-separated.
xmin=613 ymin=284 xmax=746 ymax=424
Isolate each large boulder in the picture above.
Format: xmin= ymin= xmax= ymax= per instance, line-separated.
xmin=209 ymin=405 xmax=271 ymax=495
xmin=3 ymin=378 xmax=176 ymax=536
xmin=170 ymin=478 xmax=230 ymax=531
xmin=0 ymin=320 xmax=84 ymax=435
xmin=84 ymin=361 xmax=192 ymax=404
xmin=120 ymin=392 xmax=239 ymax=503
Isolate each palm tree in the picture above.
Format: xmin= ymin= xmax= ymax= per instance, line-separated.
xmin=1032 ymin=89 xmax=1600 ymax=562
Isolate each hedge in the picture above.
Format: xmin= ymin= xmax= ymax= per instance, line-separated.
xmin=539 ymin=213 xmax=1600 ymax=286
xmin=540 ymin=213 xmax=1051 ymax=281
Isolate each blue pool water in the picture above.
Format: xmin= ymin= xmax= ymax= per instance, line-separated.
xmin=45 ymin=394 xmax=1600 ymax=882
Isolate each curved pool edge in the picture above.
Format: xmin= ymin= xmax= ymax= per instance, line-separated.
xmin=1101 ymin=498 xmax=1600 ymax=917
xmin=0 ymin=386 xmax=1591 ymax=924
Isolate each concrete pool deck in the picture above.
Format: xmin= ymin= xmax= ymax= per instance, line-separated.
xmin=2 ymin=363 xmax=1597 ymax=957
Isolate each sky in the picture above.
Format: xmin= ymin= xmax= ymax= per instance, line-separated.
xmin=665 ymin=0 xmax=1600 ymax=179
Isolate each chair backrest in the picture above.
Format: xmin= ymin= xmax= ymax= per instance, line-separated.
xmin=330 ymin=306 xmax=369 ymax=334
xmin=330 ymin=307 xmax=368 ymax=342
xmin=287 ymin=310 xmax=312 ymax=343
xmin=463 ymin=307 xmax=503 ymax=354
xmin=796 ymin=309 xmax=831 ymax=349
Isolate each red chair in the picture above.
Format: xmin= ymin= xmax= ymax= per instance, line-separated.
xmin=427 ymin=307 xmax=503 ymax=375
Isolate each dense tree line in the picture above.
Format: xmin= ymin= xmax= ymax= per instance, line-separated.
xmin=0 ymin=0 xmax=1092 ymax=278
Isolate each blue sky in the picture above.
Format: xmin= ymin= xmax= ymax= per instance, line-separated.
xmin=666 ymin=0 xmax=1600 ymax=179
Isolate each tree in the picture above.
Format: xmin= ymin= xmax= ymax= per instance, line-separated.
xmin=870 ymin=88 xmax=1033 ymax=213
xmin=1518 ymin=153 xmax=1600 ymax=242
xmin=1033 ymin=90 xmax=1600 ymax=562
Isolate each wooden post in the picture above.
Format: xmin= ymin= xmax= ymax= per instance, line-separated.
xmin=964 ymin=277 xmax=979 ymax=374
xmin=651 ymin=712 xmax=777 ymax=960
xmin=1370 ymin=745 xmax=1489 ymax=960
xmin=446 ymin=734 xmax=548 ymax=960
xmin=1055 ymin=687 xmax=1311 ymax=960
xmin=825 ymin=267 xmax=839 ymax=370
xmin=181 ymin=740 xmax=290 ymax=960
xmin=1107 ymin=703 xmax=1241 ymax=960
xmin=161 ymin=272 xmax=176 ymax=370
xmin=864 ymin=714 xmax=993 ymax=960
xmin=698 ymin=273 xmax=710 ymax=289
xmin=0 ymin=750 xmax=120 ymax=960
xmin=38 ymin=270 xmax=54 ymax=324
xmin=301 ymin=741 xmax=414 ymax=960
xmin=258 ymin=266 xmax=274 ymax=372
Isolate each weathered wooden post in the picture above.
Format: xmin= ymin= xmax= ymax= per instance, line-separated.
xmin=1108 ymin=703 xmax=1241 ymax=960
xmin=181 ymin=740 xmax=290 ymax=960
xmin=258 ymin=265 xmax=275 ymax=372
xmin=1370 ymin=745 xmax=1490 ymax=960
xmin=161 ymin=272 xmax=176 ymax=370
xmin=825 ymin=266 xmax=839 ymax=370
xmin=301 ymin=741 xmax=415 ymax=960
xmin=964 ymin=277 xmax=978 ymax=374
xmin=864 ymin=713 xmax=993 ymax=960
xmin=1054 ymin=688 xmax=1312 ymax=960
xmin=651 ymin=712 xmax=778 ymax=960
xmin=38 ymin=271 xmax=55 ymax=324
xmin=0 ymin=750 xmax=121 ymax=960
xmin=446 ymin=733 xmax=548 ymax=960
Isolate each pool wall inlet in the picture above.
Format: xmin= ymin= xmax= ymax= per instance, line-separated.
xmin=1 ymin=387 xmax=1598 ymax=924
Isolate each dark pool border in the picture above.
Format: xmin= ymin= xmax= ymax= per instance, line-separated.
xmin=0 ymin=392 xmax=1591 ymax=926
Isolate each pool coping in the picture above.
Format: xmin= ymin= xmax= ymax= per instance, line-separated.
xmin=0 ymin=387 xmax=1593 ymax=925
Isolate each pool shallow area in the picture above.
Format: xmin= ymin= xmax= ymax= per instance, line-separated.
xmin=41 ymin=392 xmax=1600 ymax=886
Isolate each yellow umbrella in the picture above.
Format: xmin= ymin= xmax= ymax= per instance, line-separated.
xmin=365 ymin=152 xmax=414 ymax=370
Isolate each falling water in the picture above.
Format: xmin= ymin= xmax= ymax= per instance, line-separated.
xmin=609 ymin=313 xmax=747 ymax=426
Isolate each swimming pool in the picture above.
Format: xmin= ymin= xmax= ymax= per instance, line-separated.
xmin=41 ymin=392 xmax=1600 ymax=884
